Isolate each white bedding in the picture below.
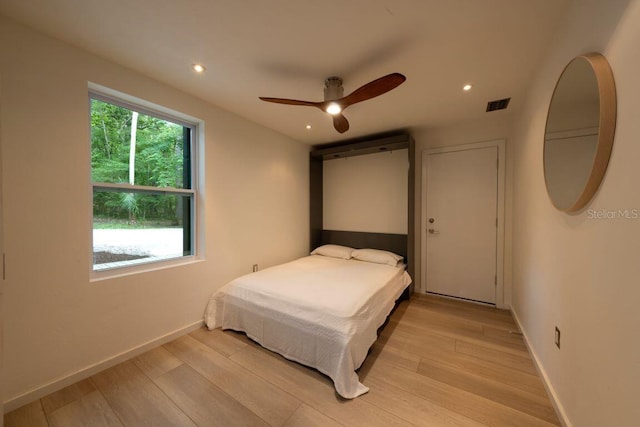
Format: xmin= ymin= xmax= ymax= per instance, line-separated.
xmin=204 ymin=255 xmax=411 ymax=398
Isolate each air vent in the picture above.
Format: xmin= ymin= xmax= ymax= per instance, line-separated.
xmin=486 ymin=98 xmax=511 ymax=112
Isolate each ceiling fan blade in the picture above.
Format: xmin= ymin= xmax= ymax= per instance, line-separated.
xmin=341 ymin=73 xmax=406 ymax=108
xmin=333 ymin=114 xmax=350 ymax=133
xmin=258 ymin=97 xmax=322 ymax=108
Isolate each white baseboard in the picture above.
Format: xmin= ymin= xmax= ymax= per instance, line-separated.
xmin=3 ymin=320 xmax=204 ymax=413
xmin=510 ymin=308 xmax=571 ymax=427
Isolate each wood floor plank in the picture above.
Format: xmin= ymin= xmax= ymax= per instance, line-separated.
xmin=230 ymin=342 xmax=409 ymax=427
xmin=154 ymin=363 xmax=269 ymax=427
xmin=393 ymin=311 xmax=530 ymax=356
xmin=41 ymin=378 xmax=96 ymax=415
xmin=483 ymin=325 xmax=527 ymax=345
xmin=190 ymin=327 xmax=249 ymax=357
xmin=381 ymin=326 xmax=456 ymax=359
xmin=397 ymin=319 xmax=528 ymax=357
xmin=405 ymin=301 xmax=524 ymax=336
xmin=361 ymin=375 xmax=485 ymax=426
xmin=412 ymin=294 xmax=514 ymax=320
xmin=368 ymin=359 xmax=557 ymax=427
xmin=91 ymin=360 xmax=196 ymax=426
xmin=4 ymin=400 xmax=49 ymax=427
xmin=283 ymin=404 xmax=344 ymax=427
xmin=133 ymin=345 xmax=183 ymax=380
xmin=411 ymin=295 xmax=517 ymax=330
xmin=403 ymin=304 xmax=486 ymax=334
xmin=48 ymin=390 xmax=122 ymax=427
xmin=164 ymin=335 xmax=300 ymax=426
xmin=456 ymin=340 xmax=538 ymax=375
xmin=417 ymin=357 xmax=559 ymax=424
xmin=361 ymin=337 xmax=421 ymax=374
xmin=417 ymin=340 xmax=548 ymax=397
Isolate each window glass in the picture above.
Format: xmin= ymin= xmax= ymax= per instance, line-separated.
xmin=90 ymin=94 xmax=195 ymax=272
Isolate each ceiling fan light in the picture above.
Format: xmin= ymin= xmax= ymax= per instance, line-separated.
xmin=326 ymin=102 xmax=342 ymax=115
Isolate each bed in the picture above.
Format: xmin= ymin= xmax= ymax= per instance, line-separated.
xmin=204 ymin=243 xmax=411 ymax=399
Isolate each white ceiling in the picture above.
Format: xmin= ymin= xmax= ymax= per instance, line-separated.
xmin=0 ymin=0 xmax=571 ymax=144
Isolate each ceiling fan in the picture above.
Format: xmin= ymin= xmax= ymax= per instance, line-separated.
xmin=259 ymin=72 xmax=406 ymax=133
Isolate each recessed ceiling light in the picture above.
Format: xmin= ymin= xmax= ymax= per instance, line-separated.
xmin=306 ymin=124 xmax=312 ymax=130
xmin=193 ymin=64 xmax=206 ymax=73
xmin=463 ymin=84 xmax=472 ymax=91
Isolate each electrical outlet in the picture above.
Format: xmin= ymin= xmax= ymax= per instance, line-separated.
xmin=252 ymin=264 xmax=258 ymax=272
xmin=555 ymin=326 xmax=561 ymax=349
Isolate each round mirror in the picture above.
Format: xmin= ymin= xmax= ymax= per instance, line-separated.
xmin=544 ymin=53 xmax=616 ymax=213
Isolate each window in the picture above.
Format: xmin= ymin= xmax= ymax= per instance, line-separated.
xmin=90 ymin=91 xmax=196 ymax=271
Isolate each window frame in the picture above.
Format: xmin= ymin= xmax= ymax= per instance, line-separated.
xmin=89 ymin=88 xmax=199 ymax=277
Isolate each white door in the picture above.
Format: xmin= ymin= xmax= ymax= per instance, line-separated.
xmin=425 ymin=146 xmax=498 ymax=304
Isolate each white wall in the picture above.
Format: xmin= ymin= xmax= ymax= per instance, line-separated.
xmin=323 ymin=149 xmax=408 ymax=234
xmin=510 ymin=0 xmax=640 ymax=425
xmin=0 ymin=16 xmax=309 ymax=409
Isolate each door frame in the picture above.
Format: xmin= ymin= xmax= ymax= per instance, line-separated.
xmin=1 ymin=71 xmax=4 ymax=425
xmin=420 ymin=139 xmax=506 ymax=308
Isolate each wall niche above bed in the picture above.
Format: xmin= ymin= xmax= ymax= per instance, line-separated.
xmin=310 ymin=132 xmax=416 ymax=293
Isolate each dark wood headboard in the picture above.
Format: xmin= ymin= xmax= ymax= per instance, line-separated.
xmin=319 ymin=230 xmax=408 ymax=262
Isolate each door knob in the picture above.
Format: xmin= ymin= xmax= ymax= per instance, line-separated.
xmin=428 ymin=228 xmax=440 ymax=234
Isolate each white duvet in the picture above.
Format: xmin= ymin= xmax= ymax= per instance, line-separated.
xmin=204 ymin=255 xmax=411 ymax=398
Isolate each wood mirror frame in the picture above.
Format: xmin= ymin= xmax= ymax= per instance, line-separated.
xmin=543 ymin=53 xmax=617 ymax=213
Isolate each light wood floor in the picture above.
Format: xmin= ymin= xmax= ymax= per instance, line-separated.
xmin=5 ymin=294 xmax=560 ymax=426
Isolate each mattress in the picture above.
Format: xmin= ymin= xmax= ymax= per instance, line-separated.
xmin=204 ymin=254 xmax=411 ymax=398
